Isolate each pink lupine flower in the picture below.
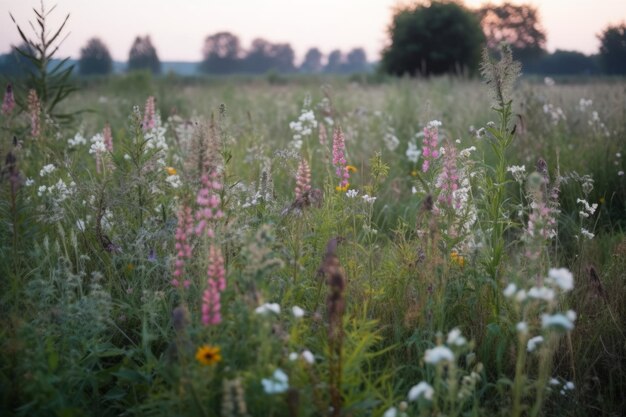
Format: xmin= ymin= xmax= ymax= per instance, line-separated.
xmin=172 ymin=205 xmax=194 ymax=288
xmin=332 ymin=126 xmax=350 ymax=191
xmin=1 ymin=84 xmax=15 ymax=116
xmin=295 ymin=158 xmax=311 ymax=199
xmin=27 ymin=89 xmax=41 ymax=138
xmin=436 ymin=145 xmax=461 ymax=209
xmin=142 ymin=96 xmax=156 ymax=132
xmin=202 ymin=245 xmax=226 ymax=325
xmin=422 ymin=120 xmax=441 ymax=173
xmin=195 ymin=170 xmax=224 ymax=238
xmin=103 ymin=123 xmax=113 ymax=152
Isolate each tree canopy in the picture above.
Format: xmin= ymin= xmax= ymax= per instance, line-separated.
xmin=478 ymin=2 xmax=547 ymax=66
xmin=598 ymin=23 xmax=626 ymax=75
xmin=128 ymin=35 xmax=161 ymax=74
xmin=79 ymin=38 xmax=113 ymax=76
xmin=200 ymin=32 xmax=242 ymax=74
xmin=381 ymin=1 xmax=484 ymax=76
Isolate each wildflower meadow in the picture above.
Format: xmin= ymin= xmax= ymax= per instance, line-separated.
xmin=1 ymin=11 xmax=626 ymax=417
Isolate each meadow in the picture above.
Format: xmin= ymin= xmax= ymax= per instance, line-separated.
xmin=1 ymin=55 xmax=625 ymax=416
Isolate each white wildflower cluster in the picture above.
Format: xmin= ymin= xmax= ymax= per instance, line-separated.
xmin=406 ymin=140 xmax=421 ymax=163
xmin=144 ymin=114 xmax=169 ymax=166
xmin=40 ymin=164 xmax=56 ymax=177
xmin=544 ymin=77 xmax=555 ymax=86
xmin=255 ymin=302 xmax=281 ymax=315
xmin=289 ymin=350 xmax=315 ymax=364
xmin=504 ymin=268 xmax=577 ymax=355
xmin=291 ymin=305 xmax=305 ymax=318
xmin=578 ymin=98 xmax=593 ymax=112
xmin=165 ymin=174 xmax=182 ymax=188
xmin=459 ymin=146 xmax=476 ymax=158
xmin=507 ymin=165 xmax=526 ymax=183
xmin=427 ymin=120 xmax=442 ymax=129
xmin=89 ymin=133 xmax=106 ymax=155
xmin=346 ymin=189 xmax=359 ymax=198
xmin=577 ymin=198 xmax=597 ymax=218
xmin=588 ymin=111 xmax=610 ymax=137
xmin=362 ymin=194 xmax=377 ymax=204
xmin=383 ymin=127 xmax=400 ymax=151
xmin=67 ymin=132 xmax=87 ymax=147
xmin=289 ymin=104 xmax=318 ymax=150
xmin=261 ymin=368 xmax=289 ymax=394
xmin=543 ymin=103 xmax=566 ymax=125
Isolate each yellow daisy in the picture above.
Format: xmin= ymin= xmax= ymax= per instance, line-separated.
xmin=165 ymin=166 xmax=177 ymax=176
xmin=195 ymin=345 xmax=222 ymax=366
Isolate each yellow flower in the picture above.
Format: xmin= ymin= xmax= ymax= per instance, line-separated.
xmin=166 ymin=166 xmax=177 ymax=176
xmin=346 ymin=165 xmax=358 ymax=173
xmin=195 ymin=345 xmax=222 ymax=366
xmin=599 ymin=197 xmax=605 ymax=204
xmin=335 ymin=183 xmax=350 ymax=192
xmin=410 ymin=170 xmax=418 ymax=177
xmin=450 ymin=251 xmax=465 ymax=267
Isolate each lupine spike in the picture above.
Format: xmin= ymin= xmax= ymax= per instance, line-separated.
xmin=2 ymin=84 xmax=15 ymax=116
xmin=295 ymin=158 xmax=311 ymax=199
xmin=143 ymin=96 xmax=156 ymax=132
xmin=27 ymin=89 xmax=41 ymax=138
xmin=332 ymin=126 xmax=349 ymax=191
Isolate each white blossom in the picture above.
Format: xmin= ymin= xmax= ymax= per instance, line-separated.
xmin=527 ymin=335 xmax=544 ymax=352
xmin=424 ymin=346 xmax=454 ymax=364
xmin=261 ymin=369 xmax=289 ymax=394
xmin=408 ymin=381 xmax=434 ymax=401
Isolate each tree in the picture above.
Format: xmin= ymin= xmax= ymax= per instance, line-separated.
xmin=528 ymin=50 xmax=599 ymax=75
xmin=300 ymin=48 xmax=323 ymax=73
xmin=478 ymin=2 xmax=547 ymax=66
xmin=381 ymin=1 xmax=484 ymax=76
xmin=325 ymin=49 xmax=343 ymax=73
xmin=128 ymin=35 xmax=161 ymax=74
xmin=79 ymin=38 xmax=113 ymax=76
xmin=598 ymin=23 xmax=626 ymax=75
xmin=0 ymin=43 xmax=37 ymax=76
xmin=243 ymin=38 xmax=295 ymax=73
xmin=345 ymin=48 xmax=368 ymax=73
xmin=200 ymin=32 xmax=242 ymax=74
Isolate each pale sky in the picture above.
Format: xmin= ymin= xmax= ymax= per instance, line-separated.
xmin=1 ymin=0 xmax=625 ymax=62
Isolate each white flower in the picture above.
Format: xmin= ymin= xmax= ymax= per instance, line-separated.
xmin=25 ymin=178 xmax=34 ymax=186
xmin=76 ymin=219 xmax=86 ymax=232
xmin=408 ymin=381 xmax=434 ymax=401
xmin=566 ymin=310 xmax=577 ymax=322
xmin=459 ymin=146 xmax=476 ymax=158
xmin=547 ymin=268 xmax=574 ymax=291
xmin=619 ymin=171 xmax=625 ymax=176
xmin=346 ymin=189 xmax=359 ymax=198
xmin=515 ymin=289 xmax=527 ymax=302
xmin=550 ymin=378 xmax=560 ymax=385
xmin=528 ymin=286 xmax=555 ymax=301
xmin=255 ymin=302 xmax=281 ymax=315
xmin=40 ymin=164 xmax=56 ymax=177
xmin=424 ymin=346 xmax=454 ymax=364
xmin=261 ymin=369 xmax=289 ymax=394
xmin=382 ymin=407 xmax=397 ymax=417
xmin=362 ymin=195 xmax=377 ymax=204
xmin=124 ymin=154 xmax=132 ymax=161
xmin=541 ymin=313 xmax=575 ymax=331
xmin=581 ymin=228 xmax=594 ymax=240
xmin=165 ymin=174 xmax=182 ymax=188
xmin=383 ymin=131 xmax=400 ymax=151
xmin=289 ymin=352 xmax=298 ymax=361
xmin=406 ymin=141 xmax=421 ymax=163
xmin=527 ymin=335 xmax=544 ymax=352
xmin=564 ymin=381 xmax=575 ymax=390
xmin=503 ymin=283 xmax=517 ymax=298
xmin=291 ymin=306 xmax=305 ymax=318
xmin=447 ymin=328 xmax=467 ymax=346
xmin=38 ymin=185 xmax=47 ymax=196
xmin=301 ymin=350 xmax=315 ymax=364
xmin=68 ymin=132 xmax=87 ymax=147
xmin=516 ymin=322 xmax=528 ymax=334
xmin=427 ymin=120 xmax=442 ymax=128
xmin=507 ymin=165 xmax=526 ymax=183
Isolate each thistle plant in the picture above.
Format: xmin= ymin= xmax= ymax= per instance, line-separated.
xmin=479 ymin=44 xmax=522 ymax=312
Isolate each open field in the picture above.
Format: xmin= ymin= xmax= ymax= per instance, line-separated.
xmin=1 ymin=70 xmax=625 ymax=416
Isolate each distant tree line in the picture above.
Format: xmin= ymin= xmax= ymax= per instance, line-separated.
xmin=198 ymin=32 xmax=369 ymax=75
xmin=1 ymin=5 xmax=625 ymax=77
xmin=381 ymin=1 xmax=626 ymax=77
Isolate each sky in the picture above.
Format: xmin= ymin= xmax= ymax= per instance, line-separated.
xmin=1 ymin=0 xmax=625 ymax=63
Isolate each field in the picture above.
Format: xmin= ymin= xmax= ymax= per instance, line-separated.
xmin=1 ymin=63 xmax=626 ymax=416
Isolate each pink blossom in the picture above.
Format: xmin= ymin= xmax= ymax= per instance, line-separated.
xmin=142 ymin=96 xmax=156 ymax=132
xmin=195 ymin=170 xmax=224 ymax=238
xmin=202 ymin=245 xmax=226 ymax=325
xmin=103 ymin=123 xmax=113 ymax=152
xmin=172 ymin=205 xmax=194 ymax=288
xmin=422 ymin=121 xmax=441 ymax=172
xmin=295 ymin=158 xmax=311 ymax=199
xmin=332 ymin=126 xmax=349 ymax=189
xmin=436 ymin=145 xmax=461 ymax=209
